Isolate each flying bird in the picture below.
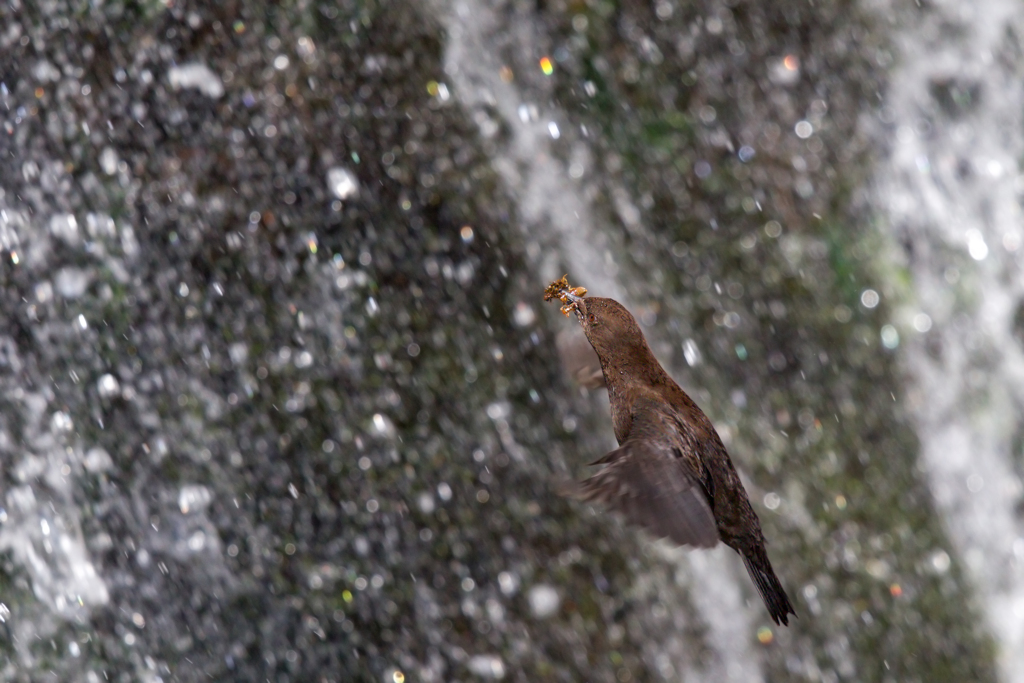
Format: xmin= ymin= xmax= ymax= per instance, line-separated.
xmin=544 ymin=276 xmax=796 ymax=626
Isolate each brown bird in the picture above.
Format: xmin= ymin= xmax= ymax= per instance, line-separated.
xmin=545 ymin=276 xmax=796 ymax=626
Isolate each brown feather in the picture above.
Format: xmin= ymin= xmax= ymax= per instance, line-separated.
xmin=550 ymin=291 xmax=797 ymax=626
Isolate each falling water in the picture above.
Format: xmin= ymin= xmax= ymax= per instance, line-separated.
xmin=438 ymin=1 xmax=765 ymax=680
xmin=435 ymin=0 xmax=624 ymax=300
xmin=876 ymin=0 xmax=1024 ymax=678
xmin=0 ymin=0 xmax=1016 ymax=679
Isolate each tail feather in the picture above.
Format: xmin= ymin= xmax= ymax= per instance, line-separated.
xmin=740 ymin=546 xmax=796 ymax=626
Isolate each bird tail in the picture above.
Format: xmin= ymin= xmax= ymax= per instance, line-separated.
xmin=740 ymin=544 xmax=796 ymax=626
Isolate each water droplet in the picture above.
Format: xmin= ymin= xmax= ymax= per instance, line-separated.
xmin=97 ymin=374 xmax=120 ymax=398
xmin=467 ymin=655 xmax=506 ymax=679
xmin=326 ymin=167 xmax=359 ymax=200
xmin=966 ymin=229 xmax=988 ymax=260
xmin=187 ymin=530 xmax=206 ymax=551
xmin=513 ymin=302 xmax=535 ymax=327
xmin=682 ymin=339 xmax=701 ymax=366
xmin=527 ymin=584 xmax=561 ymax=618
xmin=437 ymin=482 xmax=452 ymax=501
xmin=167 ymin=63 xmax=224 ymax=99
xmin=930 ymin=550 xmax=951 ymax=573
xmin=372 ymin=413 xmax=393 ymax=434
xmin=769 ymin=55 xmax=801 ymax=85
xmin=178 ymin=485 xmax=212 ymax=514
xmin=53 ymin=411 xmax=73 ymax=430
xmin=56 ymin=268 xmax=90 ymax=299
xmin=486 ymin=402 xmax=510 ymax=419
xmin=517 ymin=103 xmax=538 ymax=123
xmin=99 ymin=147 xmax=118 ymax=175
xmin=84 ymin=448 xmax=113 ymax=473
xmin=880 ymin=324 xmax=899 ymax=349
xmin=498 ymin=571 xmax=518 ymax=596
xmin=417 ymin=493 xmax=434 ymax=514
xmin=297 ymin=36 xmax=316 ymax=60
xmin=49 ymin=213 xmax=79 ymax=245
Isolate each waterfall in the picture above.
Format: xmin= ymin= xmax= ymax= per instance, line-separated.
xmin=877 ymin=0 xmax=1024 ymax=678
xmin=438 ymin=1 xmax=765 ymax=680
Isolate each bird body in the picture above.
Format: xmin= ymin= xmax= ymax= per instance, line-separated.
xmin=544 ymin=279 xmax=796 ymax=626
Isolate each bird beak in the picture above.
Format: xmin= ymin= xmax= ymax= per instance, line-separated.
xmin=563 ymin=291 xmax=587 ymax=324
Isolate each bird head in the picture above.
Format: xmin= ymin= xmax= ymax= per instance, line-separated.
xmin=544 ymin=276 xmax=649 ymax=367
xmin=573 ymin=296 xmax=646 ymax=360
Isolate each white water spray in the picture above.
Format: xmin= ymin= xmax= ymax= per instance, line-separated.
xmin=876 ymin=1 xmax=1024 ymax=678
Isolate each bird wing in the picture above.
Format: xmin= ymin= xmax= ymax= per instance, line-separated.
xmin=571 ymin=410 xmax=719 ymax=548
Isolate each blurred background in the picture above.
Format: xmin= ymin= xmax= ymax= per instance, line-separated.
xmin=1 ymin=0 xmax=1022 ymax=681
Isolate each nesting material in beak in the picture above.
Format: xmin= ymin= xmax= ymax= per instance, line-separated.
xmin=543 ymin=275 xmax=588 ymax=321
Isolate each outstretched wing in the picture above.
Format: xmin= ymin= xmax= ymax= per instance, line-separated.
xmin=570 ymin=409 xmax=718 ymax=548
